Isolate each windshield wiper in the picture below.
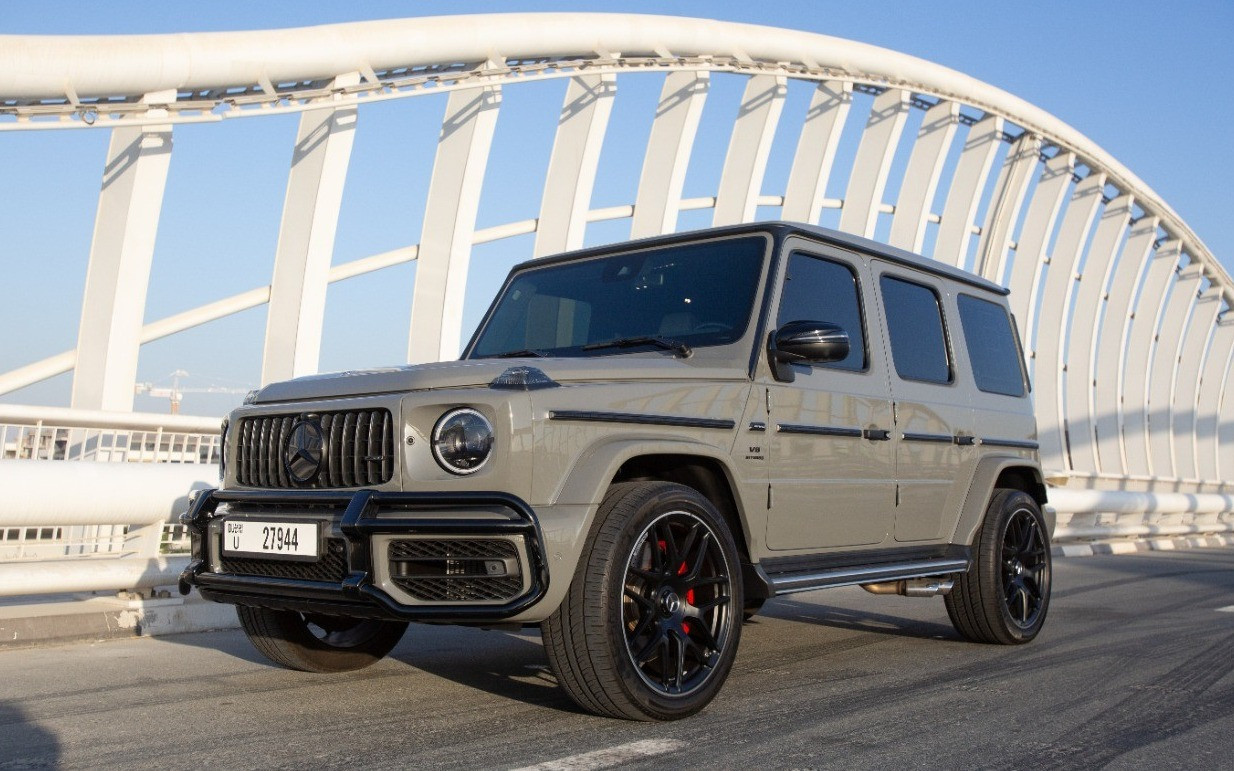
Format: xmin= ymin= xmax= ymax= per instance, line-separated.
xmin=489 ymin=348 xmax=551 ymax=358
xmin=581 ymin=336 xmax=692 ymax=358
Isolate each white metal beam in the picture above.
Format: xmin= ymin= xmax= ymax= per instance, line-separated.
xmin=1196 ymin=318 xmax=1234 ymax=482
xmin=1006 ymin=151 xmax=1075 ymax=350
xmin=1063 ymin=193 xmax=1133 ymax=474
xmin=1033 ymin=172 xmax=1106 ymax=473
xmin=713 ymin=74 xmax=786 ymax=226
xmin=1171 ymin=287 xmax=1222 ymax=480
xmin=1093 ymin=216 xmax=1159 ymax=474
xmin=260 ymin=73 xmax=360 ymax=384
xmin=407 ymin=80 xmax=502 ymax=364
xmin=781 ymin=81 xmax=852 ymax=224
xmin=888 ymin=100 xmax=959 ymax=253
xmin=838 ymin=88 xmax=909 ymax=238
xmin=1121 ymin=240 xmax=1183 ymax=477
xmin=1145 ymin=263 xmax=1203 ymax=478
xmin=630 ymin=70 xmax=708 ymax=238
xmin=933 ymin=115 xmax=1004 ymax=268
xmin=70 ymin=90 xmax=176 ymax=411
xmin=533 ymin=74 xmax=616 ymax=257
xmin=975 ymin=132 xmax=1040 ymax=281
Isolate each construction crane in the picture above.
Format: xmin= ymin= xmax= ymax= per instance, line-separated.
xmin=134 ymin=370 xmax=250 ymax=414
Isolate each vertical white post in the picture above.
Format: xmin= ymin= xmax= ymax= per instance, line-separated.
xmin=1196 ymin=318 xmax=1234 ymax=482
xmin=1171 ymin=287 xmax=1222 ymax=480
xmin=407 ymin=80 xmax=502 ymax=364
xmin=888 ymin=100 xmax=959 ymax=253
xmin=1005 ymin=152 xmax=1075 ymax=349
xmin=781 ymin=80 xmax=852 ymax=224
xmin=1221 ymin=323 xmax=1234 ymax=483
xmin=1093 ymin=216 xmax=1158 ymax=474
xmin=1033 ymin=172 xmax=1106 ymax=473
xmin=630 ymin=71 xmax=709 ymax=238
xmin=975 ymin=132 xmax=1041 ymax=281
xmin=932 ymin=115 xmax=1004 ymax=268
xmin=261 ymin=73 xmax=360 ymax=384
xmin=712 ymin=74 xmax=786 ymax=226
xmin=533 ymin=74 xmax=616 ymax=257
xmin=1145 ymin=262 xmax=1203 ymax=478
xmin=71 ymin=90 xmax=176 ymax=411
xmin=1122 ymin=240 xmax=1183 ymax=477
xmin=838 ymin=89 xmax=909 ymax=238
xmin=1063 ymin=193 xmax=1132 ymax=474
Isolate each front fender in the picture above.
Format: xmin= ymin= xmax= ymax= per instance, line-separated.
xmin=551 ymin=437 xmax=737 ymax=507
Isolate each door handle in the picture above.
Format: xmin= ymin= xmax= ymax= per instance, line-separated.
xmin=953 ymin=434 xmax=976 ymax=446
xmin=863 ymin=428 xmax=891 ymax=441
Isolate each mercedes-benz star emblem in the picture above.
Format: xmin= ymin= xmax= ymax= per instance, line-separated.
xmin=285 ymin=418 xmax=324 ymax=484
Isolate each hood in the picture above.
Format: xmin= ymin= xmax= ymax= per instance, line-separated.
xmin=250 ymin=355 xmax=748 ymax=404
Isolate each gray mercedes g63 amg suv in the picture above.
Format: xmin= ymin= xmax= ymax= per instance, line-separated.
xmin=181 ymin=221 xmax=1050 ymax=721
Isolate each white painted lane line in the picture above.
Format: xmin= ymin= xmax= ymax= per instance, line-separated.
xmin=1217 ymin=606 xmax=1234 ymax=613
xmin=512 ymin=739 xmax=688 ymax=771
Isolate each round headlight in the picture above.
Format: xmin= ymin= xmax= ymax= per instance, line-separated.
xmin=431 ymin=408 xmax=494 ymax=475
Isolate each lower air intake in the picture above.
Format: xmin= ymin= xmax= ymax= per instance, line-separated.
xmin=387 ymin=538 xmax=524 ymax=603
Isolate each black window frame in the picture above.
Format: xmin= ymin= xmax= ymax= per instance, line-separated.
xmin=774 ymin=250 xmax=871 ymax=374
xmin=956 ymin=292 xmax=1029 ymax=397
xmin=878 ymin=272 xmax=955 ymax=386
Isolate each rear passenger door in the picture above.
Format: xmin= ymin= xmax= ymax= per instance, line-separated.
xmin=764 ymin=243 xmax=896 ymax=550
xmin=872 ymin=265 xmax=976 ymax=542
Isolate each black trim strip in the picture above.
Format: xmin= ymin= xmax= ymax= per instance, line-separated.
xmin=549 ymin=410 xmax=736 ymax=430
xmin=777 ymin=423 xmax=863 ymax=438
xmin=902 ymin=432 xmax=953 ymax=444
xmin=981 ymin=437 xmax=1040 ymax=450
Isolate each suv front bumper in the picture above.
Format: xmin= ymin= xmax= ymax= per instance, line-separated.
xmin=179 ymin=488 xmax=550 ymax=624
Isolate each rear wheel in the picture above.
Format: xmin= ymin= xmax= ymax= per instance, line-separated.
xmin=946 ymin=488 xmax=1051 ymax=644
xmin=237 ymin=606 xmax=407 ymax=672
xmin=542 ymin=481 xmax=742 ymax=720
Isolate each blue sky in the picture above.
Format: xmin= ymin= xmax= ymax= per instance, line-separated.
xmin=1 ymin=1 xmax=1230 ymax=416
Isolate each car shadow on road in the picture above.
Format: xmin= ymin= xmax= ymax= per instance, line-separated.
xmin=0 ymin=702 xmax=60 ymax=767
xmin=388 ymin=624 xmax=586 ymax=716
xmin=754 ymin=597 xmax=960 ymax=640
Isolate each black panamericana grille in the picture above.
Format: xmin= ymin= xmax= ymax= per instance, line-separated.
xmin=388 ymin=538 xmax=524 ymax=603
xmin=219 ymin=538 xmax=349 ymax=582
xmin=235 ymin=409 xmax=395 ymax=489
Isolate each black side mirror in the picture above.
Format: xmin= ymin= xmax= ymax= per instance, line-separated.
xmin=768 ymin=320 xmax=850 ymax=382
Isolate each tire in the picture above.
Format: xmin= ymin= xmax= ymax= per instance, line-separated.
xmin=541 ymin=481 xmax=743 ymax=720
xmin=946 ymin=488 xmax=1051 ymax=645
xmin=742 ymin=598 xmax=766 ymax=622
xmin=237 ymin=606 xmax=408 ymax=673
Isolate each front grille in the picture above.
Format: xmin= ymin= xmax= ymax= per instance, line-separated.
xmin=219 ymin=538 xmax=348 ymax=582
xmin=235 ymin=409 xmax=395 ymax=489
xmin=387 ymin=538 xmax=524 ymax=603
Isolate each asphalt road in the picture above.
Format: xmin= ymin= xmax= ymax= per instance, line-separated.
xmin=4 ymin=547 xmax=1234 ymax=770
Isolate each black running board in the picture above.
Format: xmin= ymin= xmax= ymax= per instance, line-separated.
xmin=751 ymin=546 xmax=971 ymax=597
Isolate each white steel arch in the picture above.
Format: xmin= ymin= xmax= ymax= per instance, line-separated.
xmin=0 ymin=13 xmax=1230 ymax=514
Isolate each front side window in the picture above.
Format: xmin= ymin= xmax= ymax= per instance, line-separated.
xmin=775 ymin=252 xmax=867 ymax=371
xmin=880 ymin=275 xmax=952 ymax=384
xmin=468 ymin=236 xmax=766 ymax=358
xmin=957 ymin=294 xmax=1026 ymax=397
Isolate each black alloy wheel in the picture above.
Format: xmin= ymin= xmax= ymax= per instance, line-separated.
xmin=1001 ymin=506 xmax=1049 ymax=629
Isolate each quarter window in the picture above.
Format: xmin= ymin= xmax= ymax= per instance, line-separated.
xmin=776 ymin=252 xmax=867 ymax=371
xmin=880 ymin=275 xmax=951 ymax=384
xmin=957 ymin=294 xmax=1026 ymax=397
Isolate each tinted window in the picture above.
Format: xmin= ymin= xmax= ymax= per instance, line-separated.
xmin=776 ymin=252 xmax=867 ymax=371
xmin=469 ymin=237 xmax=765 ymax=358
xmin=880 ymin=275 xmax=951 ymax=384
xmin=957 ymin=294 xmax=1026 ymax=397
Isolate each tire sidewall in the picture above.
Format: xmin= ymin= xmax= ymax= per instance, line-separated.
xmin=983 ymin=490 xmax=1051 ymax=643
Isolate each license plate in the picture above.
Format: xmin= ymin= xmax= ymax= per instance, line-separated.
xmin=222 ymin=520 xmax=319 ymax=560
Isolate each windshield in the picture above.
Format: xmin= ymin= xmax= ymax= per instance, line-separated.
xmin=468 ymin=236 xmax=767 ymax=359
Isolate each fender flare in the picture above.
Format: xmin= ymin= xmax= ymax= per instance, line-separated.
xmin=949 ymin=455 xmax=1050 ymax=546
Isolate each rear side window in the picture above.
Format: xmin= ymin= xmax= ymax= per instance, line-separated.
xmin=880 ymin=275 xmax=951 ymax=384
xmin=957 ymin=294 xmax=1026 ymax=397
xmin=776 ymin=252 xmax=867 ymax=371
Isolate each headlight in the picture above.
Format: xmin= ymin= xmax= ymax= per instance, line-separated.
xmin=431 ymin=408 xmax=494 ymax=475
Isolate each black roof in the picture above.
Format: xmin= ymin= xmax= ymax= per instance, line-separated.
xmin=517 ymin=221 xmax=1010 ymax=296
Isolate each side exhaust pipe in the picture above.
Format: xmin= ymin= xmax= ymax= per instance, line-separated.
xmin=861 ymin=577 xmax=955 ymax=597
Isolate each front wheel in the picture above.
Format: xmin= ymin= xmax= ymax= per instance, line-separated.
xmin=946 ymin=488 xmax=1051 ymax=644
xmin=237 ymin=606 xmax=407 ymax=673
xmin=542 ymin=481 xmax=743 ymax=720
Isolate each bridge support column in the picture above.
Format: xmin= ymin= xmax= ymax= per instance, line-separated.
xmin=713 ymin=74 xmax=786 ymax=226
xmin=782 ymin=81 xmax=851 ymax=224
xmin=1172 ymin=287 xmax=1223 ymax=480
xmin=888 ymin=100 xmax=959 ymax=253
xmin=1196 ymin=318 xmax=1234 ymax=482
xmin=934 ymin=115 xmax=1004 ymax=268
xmin=1146 ymin=262 xmax=1205 ymax=477
xmin=839 ymin=89 xmax=909 ymax=238
xmin=976 ymin=132 xmax=1041 ymax=281
xmin=71 ymin=90 xmax=176 ymax=411
xmin=407 ymin=78 xmax=502 ymax=363
xmin=630 ymin=71 xmax=709 ymax=238
xmin=261 ymin=73 xmax=360 ymax=384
